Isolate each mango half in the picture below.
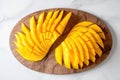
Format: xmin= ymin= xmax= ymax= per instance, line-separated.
xmin=55 ymin=21 xmax=106 ymax=69
xmin=15 ymin=10 xmax=72 ymax=61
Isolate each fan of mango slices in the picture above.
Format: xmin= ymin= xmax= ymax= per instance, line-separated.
xmin=15 ymin=10 xmax=105 ymax=69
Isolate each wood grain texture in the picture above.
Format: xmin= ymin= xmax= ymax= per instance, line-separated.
xmin=9 ymin=8 xmax=112 ymax=74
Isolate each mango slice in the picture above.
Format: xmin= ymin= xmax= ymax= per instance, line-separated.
xmin=61 ymin=42 xmax=71 ymax=69
xmin=55 ymin=45 xmax=63 ymax=65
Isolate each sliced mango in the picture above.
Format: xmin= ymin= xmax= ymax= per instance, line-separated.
xmin=55 ymin=20 xmax=105 ymax=69
xmin=56 ymin=12 xmax=72 ymax=34
xmin=50 ymin=10 xmax=64 ymax=32
xmin=74 ymin=21 xmax=105 ymax=39
xmin=71 ymin=35 xmax=84 ymax=62
xmin=15 ymin=10 xmax=106 ymax=69
xmin=55 ymin=44 xmax=63 ymax=65
xmin=42 ymin=10 xmax=53 ymax=32
xmin=85 ymin=32 xmax=102 ymax=56
xmin=15 ymin=10 xmax=72 ymax=62
xmin=67 ymin=38 xmax=79 ymax=69
xmin=88 ymin=28 xmax=104 ymax=48
xmin=37 ymin=12 xmax=45 ymax=31
xmin=61 ymin=42 xmax=71 ymax=69
xmin=47 ymin=10 xmax=59 ymax=31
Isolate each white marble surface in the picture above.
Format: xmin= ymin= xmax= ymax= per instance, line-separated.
xmin=0 ymin=0 xmax=120 ymax=80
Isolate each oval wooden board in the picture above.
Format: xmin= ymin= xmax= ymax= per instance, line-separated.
xmin=9 ymin=8 xmax=112 ymax=74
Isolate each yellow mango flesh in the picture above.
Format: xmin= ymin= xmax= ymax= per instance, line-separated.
xmin=42 ymin=10 xmax=53 ymax=32
xmin=15 ymin=10 xmax=105 ymax=69
xmin=15 ymin=10 xmax=71 ymax=62
xmin=37 ymin=12 xmax=45 ymax=31
xmin=74 ymin=21 xmax=105 ymax=39
xmin=47 ymin=10 xmax=59 ymax=31
xmin=85 ymin=32 xmax=102 ymax=57
xmin=61 ymin=42 xmax=71 ymax=69
xmin=67 ymin=38 xmax=79 ymax=69
xmin=55 ymin=45 xmax=63 ymax=65
xmin=50 ymin=10 xmax=64 ymax=32
xmin=56 ymin=12 xmax=72 ymax=34
xmin=88 ymin=28 xmax=104 ymax=48
xmin=55 ymin=20 xmax=105 ymax=69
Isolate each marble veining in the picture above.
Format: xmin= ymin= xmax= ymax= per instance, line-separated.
xmin=0 ymin=0 xmax=120 ymax=80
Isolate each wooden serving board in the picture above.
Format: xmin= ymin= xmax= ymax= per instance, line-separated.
xmin=9 ymin=8 xmax=112 ymax=74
